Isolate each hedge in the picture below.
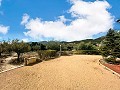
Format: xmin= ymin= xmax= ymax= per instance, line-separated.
xmin=59 ymin=51 xmax=73 ymax=56
xmin=37 ymin=50 xmax=58 ymax=60
xmin=73 ymin=50 xmax=100 ymax=55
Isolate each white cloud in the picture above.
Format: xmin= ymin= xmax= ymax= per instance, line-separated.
xmin=22 ymin=38 xmax=29 ymax=42
xmin=0 ymin=0 xmax=9 ymax=35
xmin=21 ymin=13 xmax=30 ymax=25
xmin=0 ymin=25 xmax=9 ymax=34
xmin=21 ymin=0 xmax=114 ymax=41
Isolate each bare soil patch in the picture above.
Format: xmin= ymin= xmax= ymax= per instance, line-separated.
xmin=103 ymin=63 xmax=120 ymax=74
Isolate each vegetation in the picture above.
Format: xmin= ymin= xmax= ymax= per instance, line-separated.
xmin=100 ymin=29 xmax=120 ymax=62
xmin=66 ymin=36 xmax=105 ymax=45
xmin=0 ymin=41 xmax=9 ymax=56
xmin=30 ymin=42 xmax=46 ymax=51
xmin=37 ymin=50 xmax=58 ymax=60
xmin=73 ymin=42 xmax=100 ymax=55
xmin=44 ymin=41 xmax=60 ymax=51
xmin=0 ymin=29 xmax=120 ymax=64
xmin=0 ymin=42 xmax=5 ymax=56
xmin=0 ymin=37 xmax=102 ymax=62
xmin=11 ymin=39 xmax=31 ymax=62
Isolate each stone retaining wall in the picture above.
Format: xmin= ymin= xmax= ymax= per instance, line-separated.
xmin=24 ymin=57 xmax=37 ymax=66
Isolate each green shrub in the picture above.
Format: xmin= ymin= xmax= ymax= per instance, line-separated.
xmin=60 ymin=51 xmax=73 ymax=56
xmin=37 ymin=50 xmax=58 ymax=60
xmin=104 ymin=56 xmax=116 ymax=63
xmin=73 ymin=50 xmax=82 ymax=55
xmin=73 ymin=50 xmax=100 ymax=55
xmin=82 ymin=50 xmax=100 ymax=55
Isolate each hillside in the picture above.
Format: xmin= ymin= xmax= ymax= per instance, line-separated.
xmin=29 ymin=36 xmax=105 ymax=45
xmin=64 ymin=36 xmax=105 ymax=44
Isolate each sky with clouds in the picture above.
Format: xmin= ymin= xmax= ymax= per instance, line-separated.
xmin=0 ymin=0 xmax=120 ymax=42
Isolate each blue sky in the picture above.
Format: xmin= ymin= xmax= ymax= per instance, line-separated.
xmin=0 ymin=0 xmax=120 ymax=42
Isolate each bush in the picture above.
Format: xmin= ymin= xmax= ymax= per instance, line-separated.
xmin=73 ymin=50 xmax=100 ymax=55
xmin=37 ymin=50 xmax=58 ymax=60
xmin=23 ymin=52 xmax=39 ymax=58
xmin=59 ymin=51 xmax=73 ymax=56
xmin=82 ymin=50 xmax=100 ymax=55
xmin=8 ymin=57 xmax=24 ymax=65
xmin=73 ymin=50 xmax=82 ymax=55
xmin=104 ymin=56 xmax=116 ymax=64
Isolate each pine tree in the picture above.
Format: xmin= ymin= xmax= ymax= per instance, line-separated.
xmin=100 ymin=29 xmax=120 ymax=61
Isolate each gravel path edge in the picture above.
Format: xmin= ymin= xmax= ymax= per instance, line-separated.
xmin=0 ymin=65 xmax=24 ymax=74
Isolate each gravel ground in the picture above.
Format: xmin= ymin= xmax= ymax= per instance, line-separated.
xmin=0 ymin=55 xmax=120 ymax=90
xmin=0 ymin=57 xmax=23 ymax=72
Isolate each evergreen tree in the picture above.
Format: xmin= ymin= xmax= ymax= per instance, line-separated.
xmin=100 ymin=29 xmax=120 ymax=60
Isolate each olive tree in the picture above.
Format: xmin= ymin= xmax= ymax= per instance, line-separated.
xmin=45 ymin=41 xmax=60 ymax=51
xmin=11 ymin=39 xmax=31 ymax=62
xmin=0 ymin=41 xmax=9 ymax=56
xmin=30 ymin=42 xmax=46 ymax=51
xmin=0 ymin=43 xmax=4 ymax=56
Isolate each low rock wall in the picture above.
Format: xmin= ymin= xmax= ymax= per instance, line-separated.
xmin=24 ymin=57 xmax=37 ymax=66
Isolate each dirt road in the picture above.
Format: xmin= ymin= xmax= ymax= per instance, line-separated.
xmin=0 ymin=55 xmax=120 ymax=90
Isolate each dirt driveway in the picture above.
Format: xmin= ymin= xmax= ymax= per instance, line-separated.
xmin=0 ymin=55 xmax=120 ymax=90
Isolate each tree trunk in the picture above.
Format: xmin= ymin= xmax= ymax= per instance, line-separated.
xmin=17 ymin=53 xmax=20 ymax=62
